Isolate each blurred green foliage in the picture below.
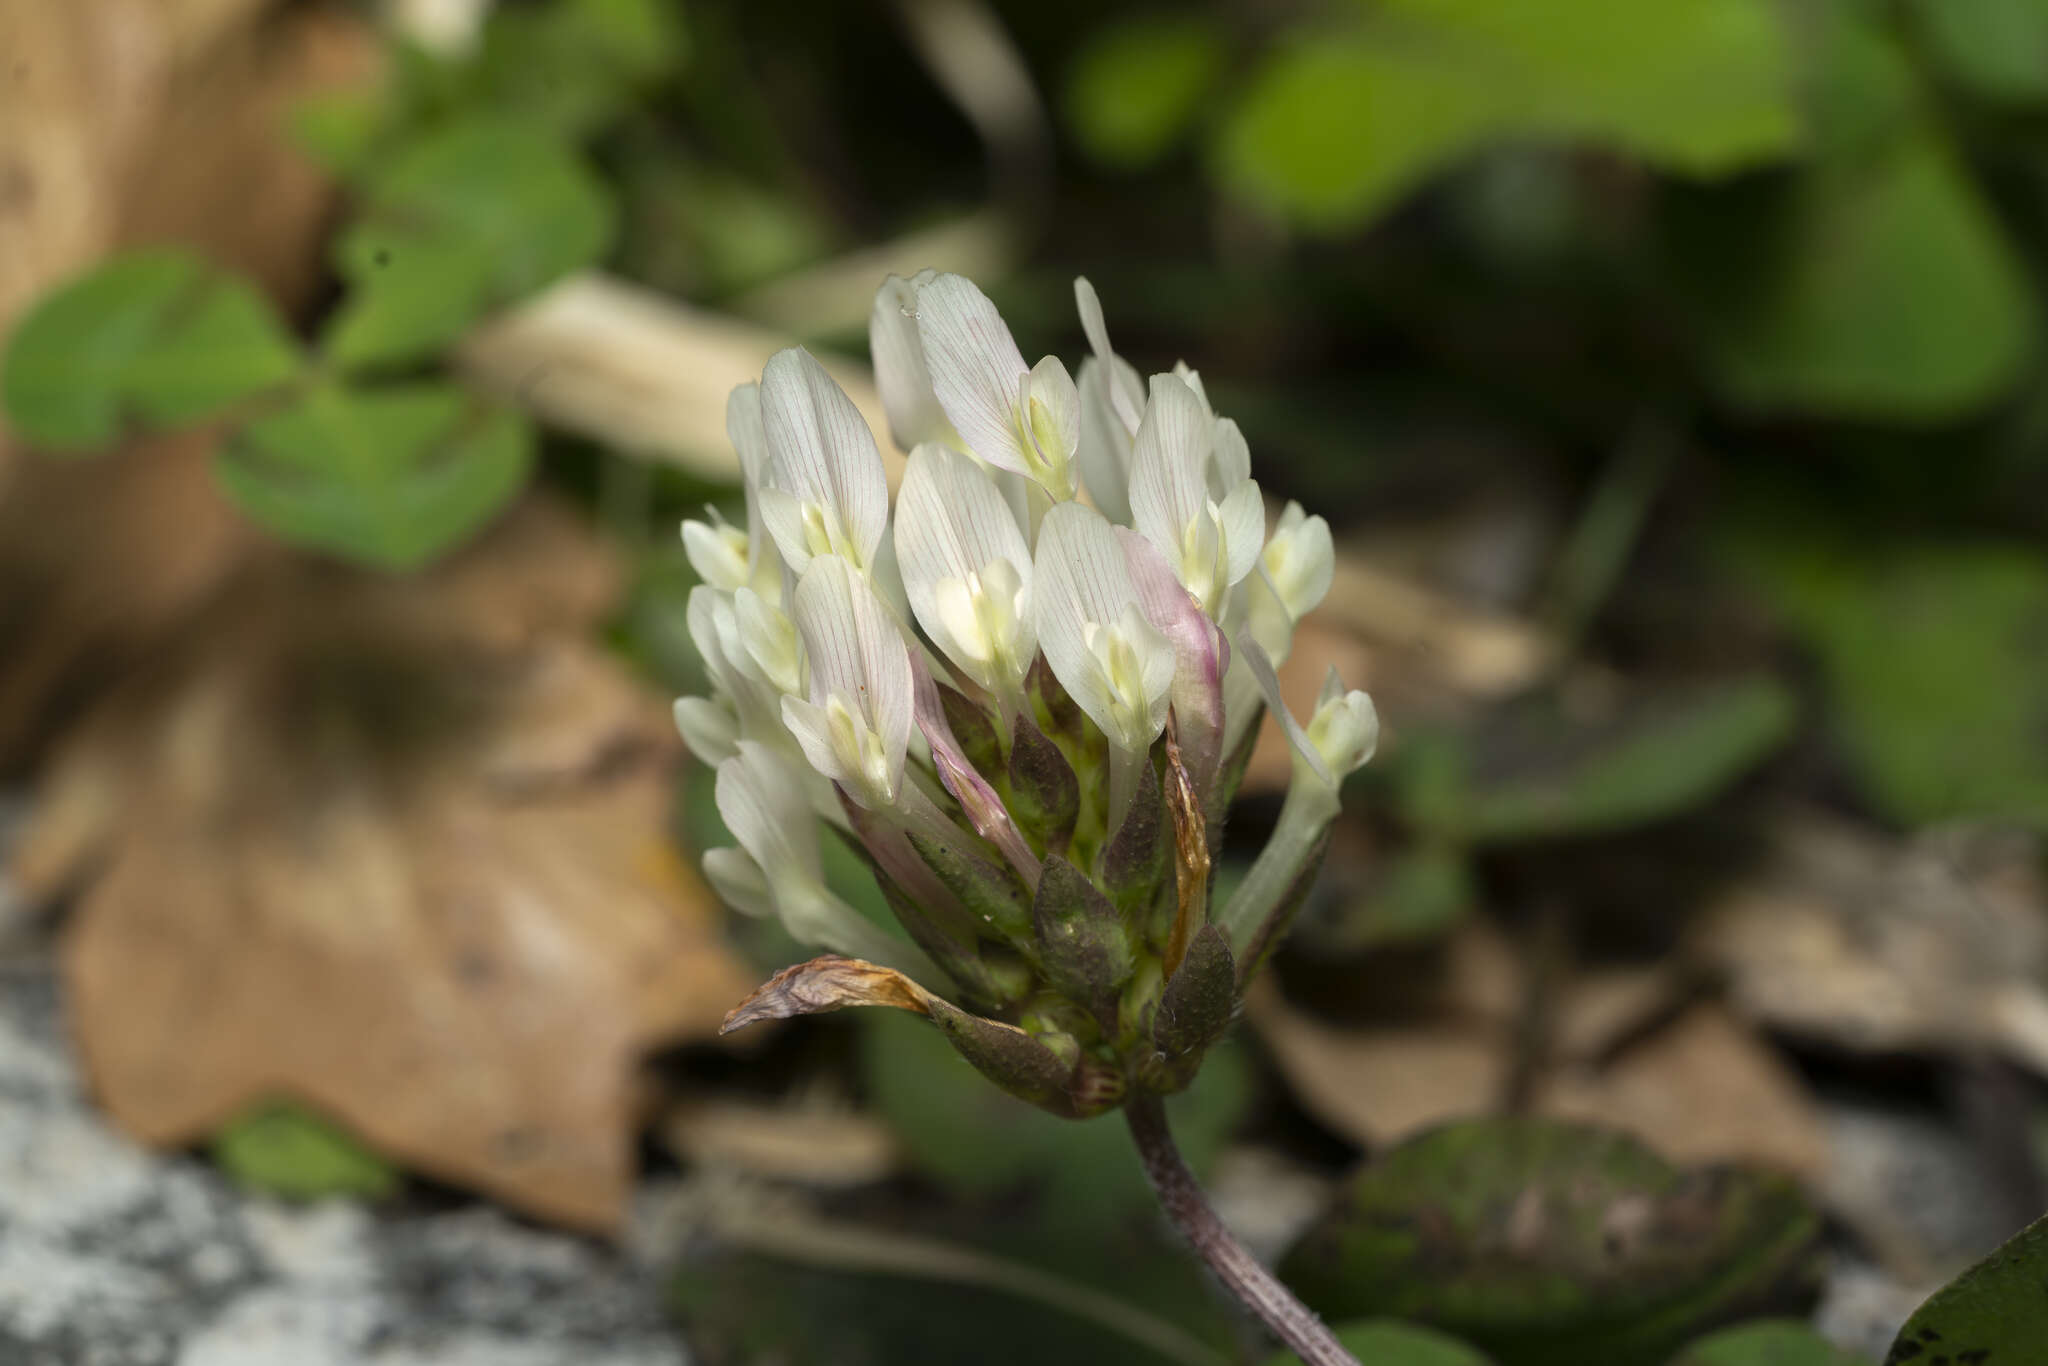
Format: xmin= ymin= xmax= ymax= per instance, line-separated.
xmin=212 ymin=1100 xmax=401 ymax=1201
xmin=1672 ymin=1321 xmax=1873 ymax=1365
xmin=1 ymin=0 xmax=677 ymax=571
xmin=1263 ymin=1319 xmax=1495 ymax=1366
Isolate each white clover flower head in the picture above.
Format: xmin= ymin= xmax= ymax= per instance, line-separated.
xmin=684 ymin=272 xmax=1377 ymax=1118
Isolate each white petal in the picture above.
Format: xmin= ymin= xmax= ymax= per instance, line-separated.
xmin=1129 ymin=371 xmax=1216 ymax=568
xmin=673 ymin=696 xmax=738 ymax=767
xmin=1022 ymin=355 xmax=1081 ymax=499
xmin=703 ymin=846 xmax=775 ymax=920
xmin=894 ymin=444 xmax=1035 ymax=690
xmin=1073 ymin=277 xmax=1144 ymax=428
xmin=680 ymin=514 xmax=750 ymax=593
xmin=1077 ymin=358 xmax=1135 ymax=525
xmin=761 ymin=347 xmax=889 ymax=573
xmin=1233 ymin=623 xmax=1334 ymax=791
xmin=916 ymin=273 xmax=1031 ymax=477
xmin=1217 ymin=479 xmax=1266 ymax=591
xmin=789 ymin=554 xmax=913 ymax=804
xmin=1211 ymin=416 xmax=1251 ymax=491
xmin=869 ymin=271 xmax=954 ymax=452
xmin=727 ymin=382 xmax=770 ymax=491
xmin=1034 ymin=502 xmax=1168 ymax=753
xmin=715 ymin=741 xmax=825 ymax=883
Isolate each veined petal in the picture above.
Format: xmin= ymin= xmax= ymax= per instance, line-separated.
xmin=1034 ymin=502 xmax=1173 ymax=756
xmin=733 ymin=587 xmax=804 ymax=697
xmin=760 ymin=347 xmax=889 ymax=574
xmin=1249 ymin=501 xmax=1334 ymax=661
xmin=1074 ymin=277 xmax=1145 ymax=430
xmin=895 ymin=444 xmax=1035 ymax=695
xmin=916 ymin=273 xmax=1032 ymax=478
xmin=787 ymin=554 xmax=913 ymax=806
xmin=870 ymin=271 xmax=956 ymax=453
xmin=1129 ymin=371 xmax=1215 ymax=568
xmin=715 ymin=740 xmax=825 ymax=885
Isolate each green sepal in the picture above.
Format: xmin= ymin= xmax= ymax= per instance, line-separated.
xmin=871 ymin=861 xmax=1032 ymax=1013
xmin=1008 ymin=715 xmax=1081 ymax=857
xmin=1027 ymin=655 xmax=1085 ymax=743
xmin=927 ymin=999 xmax=1086 ymax=1116
xmin=940 ymin=685 xmax=1003 ymax=776
xmin=1032 ymin=855 xmax=1136 ymax=1028
xmin=1154 ymin=923 xmax=1236 ymax=1065
xmin=909 ymin=828 xmax=1034 ymax=946
xmin=1098 ymin=757 xmax=1169 ymax=923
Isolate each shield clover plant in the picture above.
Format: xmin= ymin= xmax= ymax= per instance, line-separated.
xmin=680 ymin=271 xmax=1375 ymax=1364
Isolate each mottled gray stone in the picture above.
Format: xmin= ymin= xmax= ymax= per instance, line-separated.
xmin=0 ymin=962 xmax=688 ymax=1366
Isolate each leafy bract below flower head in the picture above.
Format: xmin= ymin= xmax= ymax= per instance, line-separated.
xmin=681 ymin=271 xmax=1372 ymax=1118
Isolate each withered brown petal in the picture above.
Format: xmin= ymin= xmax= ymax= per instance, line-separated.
xmin=1161 ymin=719 xmax=1211 ymax=979
xmin=721 ymin=955 xmax=937 ymax=1034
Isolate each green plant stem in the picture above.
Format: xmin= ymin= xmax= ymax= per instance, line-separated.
xmin=1125 ymin=1092 xmax=1361 ymax=1366
xmin=714 ymin=1202 xmax=1228 ymax=1366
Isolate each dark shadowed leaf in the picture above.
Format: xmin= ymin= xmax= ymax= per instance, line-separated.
xmin=1885 ymin=1211 xmax=2048 ymax=1364
xmin=1911 ymin=0 xmax=2048 ymax=104
xmin=214 ymin=381 xmax=531 ymax=570
xmin=1682 ymin=133 xmax=2032 ymax=420
xmin=1672 ymin=1319 xmax=1871 ymax=1365
xmin=1746 ymin=543 xmax=2048 ymax=829
xmin=1263 ymin=1319 xmax=1495 ymax=1366
xmin=1279 ymin=1117 xmax=1823 ymax=1366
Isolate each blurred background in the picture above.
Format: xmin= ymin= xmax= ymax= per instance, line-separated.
xmin=3 ymin=0 xmax=2048 ymax=1362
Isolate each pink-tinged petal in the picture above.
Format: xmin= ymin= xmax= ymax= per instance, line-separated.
xmin=1118 ymin=527 xmax=1229 ymax=799
xmin=909 ymin=651 xmax=1040 ymax=889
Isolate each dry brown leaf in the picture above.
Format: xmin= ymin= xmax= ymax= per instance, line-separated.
xmin=1255 ymin=920 xmax=1820 ymax=1173
xmin=663 ymin=1098 xmax=901 ymax=1187
xmin=1698 ymin=813 xmax=2048 ymax=1069
xmin=1248 ymin=976 xmax=1508 ymax=1148
xmin=1543 ymin=1004 xmax=1828 ymax=1179
xmin=721 ymin=955 xmax=936 ymax=1034
xmin=12 ymin=499 xmax=756 ymax=1232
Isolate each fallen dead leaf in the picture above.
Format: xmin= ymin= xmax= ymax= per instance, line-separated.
xmin=663 ymin=1097 xmax=902 ymax=1187
xmin=1543 ymin=1004 xmax=1828 ymax=1180
xmin=1254 ymin=919 xmax=1823 ymax=1173
xmin=1248 ymin=974 xmax=1508 ymax=1148
xmin=1698 ymin=812 xmax=2048 ymax=1070
xmin=12 ymin=499 xmax=757 ymax=1232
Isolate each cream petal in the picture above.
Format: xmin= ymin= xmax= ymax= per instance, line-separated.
xmin=894 ymin=443 xmax=1035 ymax=690
xmin=789 ymin=554 xmax=914 ymax=805
xmin=869 ymin=271 xmax=953 ymax=452
xmin=761 ymin=347 xmax=889 ymax=573
xmin=916 ymin=272 xmax=1032 ymax=477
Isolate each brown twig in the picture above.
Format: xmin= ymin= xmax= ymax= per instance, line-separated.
xmin=1124 ymin=1093 xmax=1361 ymax=1366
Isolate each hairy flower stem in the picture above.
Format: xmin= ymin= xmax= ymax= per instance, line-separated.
xmin=1125 ymin=1093 xmax=1361 ymax=1366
